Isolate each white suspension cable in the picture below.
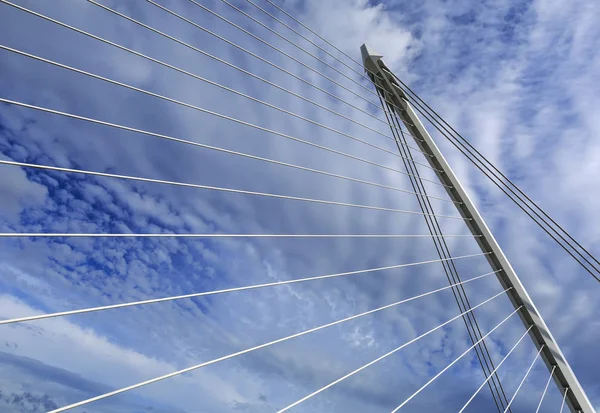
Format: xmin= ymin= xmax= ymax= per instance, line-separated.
xmin=560 ymin=388 xmax=569 ymax=413
xmin=252 ymin=3 xmax=423 ymax=141
xmin=277 ymin=283 xmax=508 ymax=412
xmin=0 ymin=45 xmax=445 ymax=177
xmin=242 ymin=0 xmax=369 ymax=82
xmin=6 ymin=1 xmax=421 ymax=165
xmin=216 ymin=0 xmax=381 ymax=104
xmin=213 ymin=0 xmax=418 ymax=138
xmin=535 ymin=366 xmax=556 ymax=413
xmin=0 ymin=256 xmax=492 ymax=327
xmin=45 ymin=272 xmax=494 ymax=413
xmin=106 ymin=0 xmax=424 ymax=149
xmin=239 ymin=1 xmax=424 ymax=138
xmin=216 ymin=0 xmax=424 ymax=145
xmin=1 ymin=261 xmax=492 ymax=328
xmin=0 ymin=1 xmax=424 ymax=152
xmin=380 ymin=92 xmax=514 ymax=413
xmin=262 ymin=0 xmax=364 ymax=70
xmin=503 ymin=345 xmax=545 ymax=412
xmin=120 ymin=0 xmax=420 ymax=142
xmin=185 ymin=0 xmax=381 ymax=108
xmin=0 ymin=99 xmax=455 ymax=199
xmin=0 ymin=233 xmax=478 ymax=238
xmin=458 ymin=325 xmax=535 ymax=413
xmin=253 ymin=2 xmax=409 ymax=102
xmin=0 ymin=159 xmax=468 ymax=220
xmin=390 ymin=307 xmax=524 ymax=412
xmin=261 ymin=3 xmax=422 ymax=120
xmin=264 ymin=0 xmax=422 ymax=124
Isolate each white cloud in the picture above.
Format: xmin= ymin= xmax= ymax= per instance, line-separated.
xmin=0 ymin=155 xmax=47 ymax=224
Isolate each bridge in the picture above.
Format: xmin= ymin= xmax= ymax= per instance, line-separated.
xmin=0 ymin=1 xmax=597 ymax=412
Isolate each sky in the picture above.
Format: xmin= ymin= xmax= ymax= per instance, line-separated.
xmin=0 ymin=0 xmax=599 ymax=412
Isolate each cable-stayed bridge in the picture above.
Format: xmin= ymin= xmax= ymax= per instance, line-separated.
xmin=0 ymin=1 xmax=597 ymax=412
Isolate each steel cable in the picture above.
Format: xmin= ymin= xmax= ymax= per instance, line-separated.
xmin=45 ymin=272 xmax=495 ymax=413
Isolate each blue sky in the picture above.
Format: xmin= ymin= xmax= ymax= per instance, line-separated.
xmin=0 ymin=0 xmax=599 ymax=412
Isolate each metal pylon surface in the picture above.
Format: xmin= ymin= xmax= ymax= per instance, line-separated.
xmin=361 ymin=44 xmax=594 ymax=413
